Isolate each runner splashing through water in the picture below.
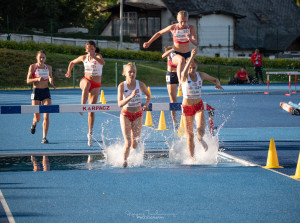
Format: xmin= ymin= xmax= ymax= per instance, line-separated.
xmin=181 ymin=49 xmax=223 ymax=159
xmin=118 ymin=63 xmax=151 ymax=168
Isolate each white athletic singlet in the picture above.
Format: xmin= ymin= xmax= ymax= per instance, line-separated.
xmin=172 ymin=24 xmax=190 ymax=44
xmin=182 ymin=72 xmax=202 ymax=99
xmin=32 ymin=64 xmax=49 ymax=81
xmin=123 ymin=80 xmax=142 ymax=107
xmin=84 ymin=54 xmax=103 ymax=76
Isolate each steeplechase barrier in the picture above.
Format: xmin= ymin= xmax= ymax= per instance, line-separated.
xmin=0 ymin=102 xmax=216 ymax=135
xmin=0 ymin=102 xmax=214 ymax=114
xmin=264 ymin=71 xmax=300 ymax=96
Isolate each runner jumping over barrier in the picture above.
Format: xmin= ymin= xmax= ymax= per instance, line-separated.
xmin=143 ymin=10 xmax=197 ymax=84
xmin=65 ymin=41 xmax=105 ymax=146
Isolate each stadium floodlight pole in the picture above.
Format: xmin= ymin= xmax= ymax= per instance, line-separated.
xmin=6 ymin=15 xmax=10 ymax=40
xmin=119 ymin=0 xmax=123 ymax=50
xmin=228 ymin=25 xmax=230 ymax=58
xmin=50 ymin=19 xmax=53 ymax=44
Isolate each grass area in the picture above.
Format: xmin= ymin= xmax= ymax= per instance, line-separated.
xmin=0 ymin=48 xmax=167 ymax=89
xmin=0 ymin=48 xmax=298 ymax=90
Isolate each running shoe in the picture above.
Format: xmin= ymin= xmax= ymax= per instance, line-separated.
xmin=41 ymin=138 xmax=49 ymax=144
xmin=30 ymin=124 xmax=36 ymax=134
xmin=87 ymin=133 xmax=93 ymax=146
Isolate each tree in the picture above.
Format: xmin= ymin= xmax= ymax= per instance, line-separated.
xmin=0 ymin=0 xmax=60 ymax=32
xmin=0 ymin=0 xmax=117 ymax=33
xmin=81 ymin=0 xmax=118 ymax=33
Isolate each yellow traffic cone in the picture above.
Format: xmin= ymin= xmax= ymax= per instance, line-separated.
xmin=177 ymin=85 xmax=182 ymax=97
xmin=99 ymin=90 xmax=104 ymax=103
xmin=177 ymin=115 xmax=185 ymax=137
xmin=291 ymin=152 xmax=300 ymax=179
xmin=148 ymin=86 xmax=152 ymax=98
xmin=102 ymin=94 xmax=106 ymax=104
xmin=143 ymin=111 xmax=154 ymax=126
xmin=156 ymin=111 xmax=168 ymax=130
xmin=263 ymin=139 xmax=283 ymax=169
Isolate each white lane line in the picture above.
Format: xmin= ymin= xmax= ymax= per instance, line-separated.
xmin=218 ymin=152 xmax=258 ymax=167
xmin=219 ymin=152 xmax=299 ymax=180
xmin=0 ymin=189 xmax=15 ymax=223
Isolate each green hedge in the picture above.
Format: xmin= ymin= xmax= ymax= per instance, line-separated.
xmin=0 ymin=40 xmax=299 ymax=69
xmin=197 ymin=56 xmax=300 ymax=69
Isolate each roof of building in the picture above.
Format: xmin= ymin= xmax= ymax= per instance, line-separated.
xmin=101 ymin=2 xmax=166 ymax=13
xmin=162 ymin=0 xmax=300 ymax=50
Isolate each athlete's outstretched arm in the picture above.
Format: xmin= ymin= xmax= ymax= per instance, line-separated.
xmin=143 ymin=25 xmax=173 ymax=48
xmin=65 ymin=55 xmax=84 ymax=78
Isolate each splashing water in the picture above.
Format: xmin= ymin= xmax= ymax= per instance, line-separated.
xmin=104 ymin=142 xmax=145 ymax=168
xmin=169 ymin=129 xmax=219 ymax=165
xmin=216 ymin=96 xmax=236 ymax=136
xmin=93 ymin=116 xmax=223 ymax=168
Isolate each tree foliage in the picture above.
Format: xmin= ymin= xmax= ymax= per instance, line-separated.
xmin=0 ymin=0 xmax=117 ymax=33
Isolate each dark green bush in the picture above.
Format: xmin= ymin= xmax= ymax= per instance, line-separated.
xmin=0 ymin=40 xmax=299 ymax=69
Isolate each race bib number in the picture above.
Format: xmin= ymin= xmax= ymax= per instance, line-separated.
xmin=85 ymin=65 xmax=97 ymax=74
xmin=174 ymin=29 xmax=190 ymax=41
xmin=36 ymin=69 xmax=49 ymax=79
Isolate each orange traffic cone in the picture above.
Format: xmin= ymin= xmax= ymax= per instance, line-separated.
xmin=291 ymin=152 xmax=300 ymax=179
xmin=263 ymin=139 xmax=283 ymax=169
xmin=143 ymin=111 xmax=154 ymax=126
xmin=99 ymin=90 xmax=104 ymax=103
xmin=102 ymin=94 xmax=106 ymax=104
xmin=177 ymin=115 xmax=185 ymax=137
xmin=148 ymin=86 xmax=152 ymax=98
xmin=177 ymin=85 xmax=182 ymax=97
xmin=156 ymin=111 xmax=168 ymax=130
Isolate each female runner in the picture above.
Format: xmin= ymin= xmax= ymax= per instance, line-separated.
xmin=118 ymin=63 xmax=151 ymax=168
xmin=162 ymin=46 xmax=179 ymax=129
xmin=27 ymin=50 xmax=56 ymax=144
xmin=65 ymin=41 xmax=105 ymax=146
xmin=181 ymin=49 xmax=223 ymax=159
xmin=144 ymin=10 xmax=197 ymax=83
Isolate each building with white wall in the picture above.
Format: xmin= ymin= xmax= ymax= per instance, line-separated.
xmin=99 ymin=0 xmax=300 ymax=58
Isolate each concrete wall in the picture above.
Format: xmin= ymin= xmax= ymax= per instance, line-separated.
xmin=198 ymin=14 xmax=235 ymax=57
xmin=58 ymin=27 xmax=88 ymax=33
xmin=126 ymin=0 xmax=165 ymax=7
xmin=0 ymin=33 xmax=140 ymax=51
xmin=101 ymin=21 xmax=112 ymax=36
xmin=160 ymin=9 xmax=175 ymax=49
